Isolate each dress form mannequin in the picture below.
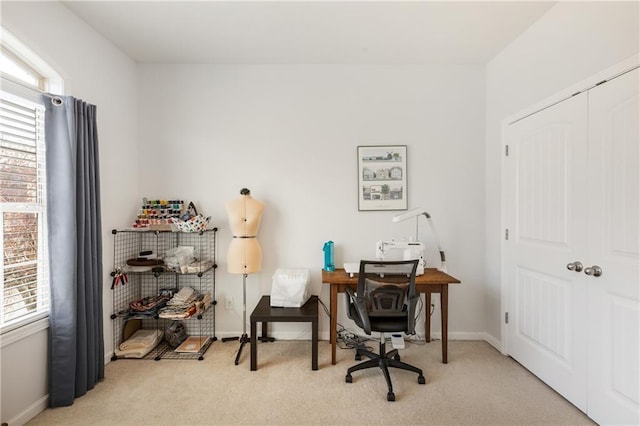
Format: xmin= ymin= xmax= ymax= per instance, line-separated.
xmin=225 ymin=188 xmax=264 ymax=274
xmin=223 ymin=188 xmax=270 ymax=364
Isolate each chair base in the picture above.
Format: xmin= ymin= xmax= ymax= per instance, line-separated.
xmin=345 ymin=340 xmax=425 ymax=401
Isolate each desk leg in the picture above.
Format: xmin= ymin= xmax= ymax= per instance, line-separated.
xmin=441 ymin=284 xmax=448 ymax=364
xmin=312 ymin=317 xmax=318 ymax=370
xmin=330 ymin=286 xmax=338 ymax=365
xmin=425 ymin=291 xmax=432 ymax=343
xmin=250 ymin=321 xmax=257 ymax=371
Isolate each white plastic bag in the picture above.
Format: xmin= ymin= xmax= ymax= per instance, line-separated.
xmin=164 ymin=246 xmax=195 ymax=269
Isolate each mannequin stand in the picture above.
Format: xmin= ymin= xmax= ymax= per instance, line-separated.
xmin=222 ymin=274 xmax=274 ymax=365
xmin=221 ymin=274 xmax=249 ymax=365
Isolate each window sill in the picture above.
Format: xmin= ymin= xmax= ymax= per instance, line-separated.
xmin=0 ymin=316 xmax=49 ymax=348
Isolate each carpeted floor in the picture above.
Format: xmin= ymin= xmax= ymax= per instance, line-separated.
xmin=27 ymin=340 xmax=594 ymax=425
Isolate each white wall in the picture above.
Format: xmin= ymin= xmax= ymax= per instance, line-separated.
xmin=484 ymin=1 xmax=640 ymax=347
xmin=137 ymin=64 xmax=486 ymax=341
xmin=0 ymin=2 xmax=138 ymax=424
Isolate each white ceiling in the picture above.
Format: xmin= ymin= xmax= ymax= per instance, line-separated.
xmin=62 ymin=1 xmax=555 ymax=64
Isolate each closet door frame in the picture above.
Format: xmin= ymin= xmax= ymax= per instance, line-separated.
xmin=500 ymin=54 xmax=639 ymax=355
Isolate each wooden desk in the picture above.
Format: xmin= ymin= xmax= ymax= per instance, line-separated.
xmin=322 ymin=268 xmax=461 ymax=365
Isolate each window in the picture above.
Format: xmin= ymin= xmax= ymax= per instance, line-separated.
xmin=0 ymin=91 xmax=48 ymax=333
xmin=0 ymin=36 xmax=51 ymax=333
xmin=0 ymin=48 xmax=43 ymax=90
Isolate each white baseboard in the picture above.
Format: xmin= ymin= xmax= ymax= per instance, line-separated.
xmin=107 ymin=331 xmax=503 ymax=356
xmin=481 ymin=332 xmax=503 ymax=352
xmin=8 ymin=394 xmax=48 ymax=426
xmin=429 ymin=331 xmax=486 ymax=341
xmin=217 ymin=331 xmax=502 ymax=344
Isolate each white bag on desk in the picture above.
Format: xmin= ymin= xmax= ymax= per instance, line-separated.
xmin=270 ymin=268 xmax=311 ymax=308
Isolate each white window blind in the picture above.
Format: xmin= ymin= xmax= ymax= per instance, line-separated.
xmin=0 ymin=91 xmax=49 ymax=332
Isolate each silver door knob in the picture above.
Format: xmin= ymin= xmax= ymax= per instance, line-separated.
xmin=566 ymin=261 xmax=583 ymax=272
xmin=584 ymin=265 xmax=603 ymax=277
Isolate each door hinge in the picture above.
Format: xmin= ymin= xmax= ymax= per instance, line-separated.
xmin=505 ymin=229 xmax=509 ymax=240
xmin=505 ymin=312 xmax=509 ymax=324
xmin=505 ymin=145 xmax=509 ymax=156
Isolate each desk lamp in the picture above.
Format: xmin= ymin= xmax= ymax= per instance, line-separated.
xmin=392 ymin=208 xmax=447 ymax=272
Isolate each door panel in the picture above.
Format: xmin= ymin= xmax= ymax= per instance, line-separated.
xmin=506 ymin=92 xmax=589 ymax=410
xmin=586 ymin=68 xmax=639 ymax=426
xmin=517 ymin=125 xmax=570 ymax=246
xmin=517 ymin=268 xmax=571 ymax=361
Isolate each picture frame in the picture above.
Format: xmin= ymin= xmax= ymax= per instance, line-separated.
xmin=357 ymin=145 xmax=407 ymax=211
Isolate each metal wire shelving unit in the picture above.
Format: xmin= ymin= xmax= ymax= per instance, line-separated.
xmin=110 ymin=227 xmax=217 ymax=361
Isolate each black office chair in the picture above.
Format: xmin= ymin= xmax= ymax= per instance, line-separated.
xmin=344 ymin=259 xmax=425 ymax=401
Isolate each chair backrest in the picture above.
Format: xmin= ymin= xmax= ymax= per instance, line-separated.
xmin=357 ymin=260 xmax=419 ymax=330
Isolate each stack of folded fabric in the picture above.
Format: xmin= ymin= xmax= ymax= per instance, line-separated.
xmin=160 ymin=304 xmax=197 ymax=319
xmin=128 ymin=294 xmax=170 ymax=316
xmin=194 ymin=292 xmax=212 ymax=313
xmin=179 ymin=259 xmax=214 ymax=274
xmin=114 ymin=329 xmax=163 ymax=359
xmin=169 ymin=286 xmax=196 ymax=305
xmin=159 ymin=287 xmax=212 ymax=319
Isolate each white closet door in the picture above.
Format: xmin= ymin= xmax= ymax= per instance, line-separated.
xmin=505 ymin=92 xmax=589 ymax=410
xmin=586 ymin=68 xmax=639 ymax=425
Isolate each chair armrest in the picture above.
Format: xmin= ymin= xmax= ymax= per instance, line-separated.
xmin=345 ymin=287 xmax=371 ymax=335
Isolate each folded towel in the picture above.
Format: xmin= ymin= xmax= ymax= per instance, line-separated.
xmin=115 ymin=329 xmax=163 ymax=359
xmin=168 ymin=286 xmax=195 ymax=305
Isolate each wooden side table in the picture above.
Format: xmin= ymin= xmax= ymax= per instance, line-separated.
xmin=250 ymin=295 xmax=319 ymax=371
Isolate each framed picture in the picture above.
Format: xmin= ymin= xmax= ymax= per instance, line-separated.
xmin=357 ymin=145 xmax=407 ymax=211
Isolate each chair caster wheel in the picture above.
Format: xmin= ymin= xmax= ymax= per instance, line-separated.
xmin=345 ymin=374 xmax=352 ymax=383
xmin=387 ymin=392 xmax=395 ymax=401
xmin=418 ymin=375 xmax=426 ymax=384
xmin=355 ymin=354 xmax=361 ymax=361
xmin=393 ymin=354 xmax=401 ymax=361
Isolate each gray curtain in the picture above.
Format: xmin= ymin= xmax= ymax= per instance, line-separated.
xmin=44 ymin=95 xmax=104 ymax=407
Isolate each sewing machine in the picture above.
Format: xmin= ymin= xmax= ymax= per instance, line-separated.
xmin=344 ymin=240 xmax=426 ymax=277
xmin=344 ymin=208 xmax=447 ymax=277
xmin=375 ymin=240 xmax=425 ymax=275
